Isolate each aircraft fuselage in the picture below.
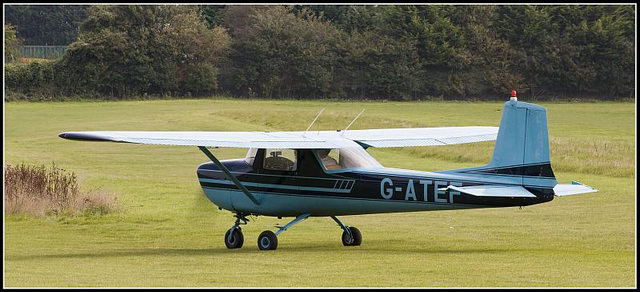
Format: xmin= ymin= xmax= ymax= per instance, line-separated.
xmin=197 ymin=155 xmax=554 ymax=217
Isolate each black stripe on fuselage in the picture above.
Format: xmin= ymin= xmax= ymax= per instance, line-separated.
xmin=458 ymin=162 xmax=555 ymax=178
xmin=198 ymin=171 xmax=354 ymax=190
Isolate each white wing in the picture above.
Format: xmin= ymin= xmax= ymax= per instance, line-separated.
xmin=344 ymin=127 xmax=498 ymax=148
xmin=58 ymin=131 xmax=358 ymax=149
xmin=59 ymin=126 xmax=498 ymax=149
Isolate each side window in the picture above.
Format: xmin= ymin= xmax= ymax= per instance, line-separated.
xmin=263 ymin=149 xmax=297 ymax=171
xmin=317 ymin=149 xmax=344 ymax=170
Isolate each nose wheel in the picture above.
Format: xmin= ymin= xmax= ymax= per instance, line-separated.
xmin=224 ymin=214 xmax=248 ymax=249
xmin=224 ymin=227 xmax=244 ymax=249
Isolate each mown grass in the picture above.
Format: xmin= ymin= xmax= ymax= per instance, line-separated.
xmin=4 ymin=98 xmax=635 ymax=287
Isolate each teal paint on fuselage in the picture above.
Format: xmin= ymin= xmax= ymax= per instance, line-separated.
xmin=202 ymin=187 xmax=489 ymax=217
xmin=199 ymin=166 xmax=552 ymax=217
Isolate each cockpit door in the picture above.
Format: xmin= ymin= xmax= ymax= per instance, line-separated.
xmin=253 ymin=148 xmax=300 ymax=196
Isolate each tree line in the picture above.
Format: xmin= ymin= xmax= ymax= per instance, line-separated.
xmin=4 ymin=5 xmax=635 ymax=100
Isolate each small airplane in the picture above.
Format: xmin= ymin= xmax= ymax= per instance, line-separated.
xmin=59 ymin=91 xmax=597 ymax=250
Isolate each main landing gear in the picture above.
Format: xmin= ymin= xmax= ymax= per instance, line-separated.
xmin=331 ymin=216 xmax=362 ymax=246
xmin=224 ymin=213 xmax=362 ymax=250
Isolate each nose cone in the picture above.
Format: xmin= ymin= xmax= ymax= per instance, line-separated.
xmin=197 ymin=161 xmax=218 ymax=171
xmin=197 ymin=159 xmax=252 ymax=177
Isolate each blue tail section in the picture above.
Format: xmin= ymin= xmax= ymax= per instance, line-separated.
xmin=490 ymin=99 xmax=551 ymax=168
xmin=449 ymin=98 xmax=557 ymax=188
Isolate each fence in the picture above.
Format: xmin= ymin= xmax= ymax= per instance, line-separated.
xmin=18 ymin=45 xmax=68 ymax=59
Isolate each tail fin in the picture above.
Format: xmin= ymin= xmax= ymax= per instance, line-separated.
xmin=448 ymin=94 xmax=599 ymax=197
xmin=453 ymin=96 xmax=557 ymax=188
xmin=485 ymin=97 xmax=556 ymax=187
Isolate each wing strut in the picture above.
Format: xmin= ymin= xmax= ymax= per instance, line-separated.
xmin=198 ymin=146 xmax=261 ymax=205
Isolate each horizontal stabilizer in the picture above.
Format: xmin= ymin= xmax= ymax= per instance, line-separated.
xmin=443 ymin=185 xmax=537 ymax=198
xmin=553 ymin=181 xmax=597 ymax=197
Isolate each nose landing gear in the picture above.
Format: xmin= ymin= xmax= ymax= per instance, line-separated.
xmin=224 ymin=227 xmax=244 ymax=249
xmin=224 ymin=214 xmax=249 ymax=249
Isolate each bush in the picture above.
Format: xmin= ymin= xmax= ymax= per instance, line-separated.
xmin=59 ymin=5 xmax=230 ymax=98
xmin=5 ymin=6 xmax=231 ymax=100
xmin=5 ymin=62 xmax=48 ymax=89
xmin=4 ymin=163 xmax=120 ymax=217
xmin=334 ymin=30 xmax=422 ymax=99
xmin=220 ymin=6 xmax=342 ymax=98
xmin=182 ymin=63 xmax=219 ymax=95
xmin=4 ymin=61 xmax=67 ymax=100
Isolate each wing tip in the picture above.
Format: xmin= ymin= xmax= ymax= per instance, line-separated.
xmin=58 ymin=132 xmax=113 ymax=142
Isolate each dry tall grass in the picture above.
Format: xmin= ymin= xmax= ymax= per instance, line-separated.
xmin=4 ymin=163 xmax=120 ymax=217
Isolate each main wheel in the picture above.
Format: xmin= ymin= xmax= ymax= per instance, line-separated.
xmin=257 ymin=230 xmax=278 ymax=250
xmin=341 ymin=226 xmax=362 ymax=246
xmin=224 ymin=227 xmax=244 ymax=249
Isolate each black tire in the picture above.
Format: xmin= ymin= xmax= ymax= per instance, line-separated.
xmin=341 ymin=226 xmax=362 ymax=246
xmin=257 ymin=230 xmax=278 ymax=250
xmin=224 ymin=227 xmax=244 ymax=249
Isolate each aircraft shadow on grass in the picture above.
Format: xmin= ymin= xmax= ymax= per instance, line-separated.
xmin=10 ymin=244 xmax=515 ymax=261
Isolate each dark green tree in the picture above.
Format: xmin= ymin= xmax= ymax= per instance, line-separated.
xmin=5 ymin=5 xmax=88 ymax=45
xmin=220 ymin=6 xmax=342 ymax=98
xmin=333 ymin=30 xmax=422 ymax=99
xmin=5 ymin=4 xmax=635 ymax=100
xmin=60 ymin=5 xmax=230 ymax=97
xmin=199 ymin=5 xmax=227 ymax=28
xmin=4 ymin=24 xmax=23 ymax=62
xmin=448 ymin=6 xmax=524 ymax=97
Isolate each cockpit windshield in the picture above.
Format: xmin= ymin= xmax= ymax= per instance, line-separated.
xmin=315 ymin=147 xmax=382 ymax=170
xmin=245 ymin=148 xmax=258 ymax=165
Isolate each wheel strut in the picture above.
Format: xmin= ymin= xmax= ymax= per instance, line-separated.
xmin=258 ymin=213 xmax=310 ymax=251
xmin=228 ymin=214 xmax=249 ymax=241
xmin=331 ymin=216 xmax=362 ymax=246
xmin=331 ymin=216 xmax=351 ymax=238
xmin=275 ymin=213 xmax=310 ymax=236
xmin=225 ymin=214 xmax=249 ymax=249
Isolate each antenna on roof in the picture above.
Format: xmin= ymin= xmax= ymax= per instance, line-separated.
xmin=304 ymin=108 xmax=325 ymax=134
xmin=343 ymin=109 xmax=365 ymax=133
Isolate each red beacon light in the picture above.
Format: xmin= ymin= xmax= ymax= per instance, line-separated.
xmin=510 ymin=90 xmax=518 ymax=103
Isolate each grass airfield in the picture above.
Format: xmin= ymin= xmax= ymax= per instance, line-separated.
xmin=4 ymin=98 xmax=635 ymax=287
